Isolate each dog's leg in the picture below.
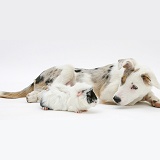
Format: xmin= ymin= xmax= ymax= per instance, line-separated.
xmin=26 ymin=90 xmax=45 ymax=103
xmin=142 ymin=91 xmax=160 ymax=107
xmin=99 ymin=82 xmax=119 ymax=104
xmin=53 ymin=65 xmax=75 ymax=86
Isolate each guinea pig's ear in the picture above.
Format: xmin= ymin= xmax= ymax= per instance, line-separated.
xmin=77 ymin=91 xmax=82 ymax=97
xmin=77 ymin=89 xmax=86 ymax=97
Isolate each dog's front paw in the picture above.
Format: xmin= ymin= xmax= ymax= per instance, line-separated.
xmin=152 ymin=100 xmax=160 ymax=108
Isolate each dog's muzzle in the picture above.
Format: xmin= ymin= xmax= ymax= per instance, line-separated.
xmin=113 ymin=96 xmax=121 ymax=104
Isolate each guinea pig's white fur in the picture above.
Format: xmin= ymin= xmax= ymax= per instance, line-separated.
xmin=40 ymin=82 xmax=98 ymax=113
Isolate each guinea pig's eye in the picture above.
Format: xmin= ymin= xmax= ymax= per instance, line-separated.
xmin=82 ymin=90 xmax=86 ymax=93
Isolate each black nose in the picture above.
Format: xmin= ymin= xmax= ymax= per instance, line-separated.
xmin=113 ymin=96 xmax=121 ymax=103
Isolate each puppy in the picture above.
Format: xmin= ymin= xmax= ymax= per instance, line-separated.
xmin=40 ymin=83 xmax=98 ymax=113
xmin=2 ymin=58 xmax=160 ymax=108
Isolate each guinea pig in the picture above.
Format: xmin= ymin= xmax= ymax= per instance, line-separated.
xmin=40 ymin=82 xmax=98 ymax=113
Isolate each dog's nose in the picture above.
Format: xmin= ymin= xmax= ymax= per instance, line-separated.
xmin=113 ymin=96 xmax=121 ymax=103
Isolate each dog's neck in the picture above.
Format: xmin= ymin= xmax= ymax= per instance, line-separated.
xmin=89 ymin=64 xmax=115 ymax=97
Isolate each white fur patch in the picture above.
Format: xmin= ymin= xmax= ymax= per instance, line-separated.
xmin=53 ymin=64 xmax=75 ymax=85
xmin=76 ymin=73 xmax=93 ymax=85
xmin=40 ymin=83 xmax=97 ymax=113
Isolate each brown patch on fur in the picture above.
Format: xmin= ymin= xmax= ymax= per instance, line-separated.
xmin=121 ymin=69 xmax=134 ymax=85
xmin=121 ymin=67 xmax=139 ymax=86
xmin=141 ymin=74 xmax=151 ymax=85
xmin=34 ymin=81 xmax=48 ymax=90
xmin=120 ymin=60 xmax=136 ymax=85
xmin=93 ymin=86 xmax=101 ymax=98
xmin=123 ymin=60 xmax=135 ymax=70
xmin=121 ymin=75 xmax=127 ymax=85
xmin=0 ymin=83 xmax=34 ymax=99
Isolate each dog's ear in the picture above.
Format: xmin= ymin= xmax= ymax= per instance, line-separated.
xmin=141 ymin=72 xmax=160 ymax=89
xmin=118 ymin=58 xmax=136 ymax=70
xmin=141 ymin=73 xmax=151 ymax=85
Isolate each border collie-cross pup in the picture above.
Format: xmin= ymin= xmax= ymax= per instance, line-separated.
xmin=0 ymin=58 xmax=160 ymax=107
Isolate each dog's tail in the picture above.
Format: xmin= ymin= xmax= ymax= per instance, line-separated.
xmin=0 ymin=83 xmax=34 ymax=99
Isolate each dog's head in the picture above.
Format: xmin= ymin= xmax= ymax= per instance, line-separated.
xmin=73 ymin=83 xmax=98 ymax=108
xmin=113 ymin=58 xmax=160 ymax=106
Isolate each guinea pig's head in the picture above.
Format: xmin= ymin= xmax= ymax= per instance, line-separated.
xmin=73 ymin=83 xmax=98 ymax=108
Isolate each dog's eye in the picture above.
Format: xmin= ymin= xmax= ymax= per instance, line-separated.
xmin=131 ymin=85 xmax=138 ymax=90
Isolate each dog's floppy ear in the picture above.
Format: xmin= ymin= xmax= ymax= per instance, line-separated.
xmin=141 ymin=73 xmax=151 ymax=85
xmin=141 ymin=72 xmax=160 ymax=89
xmin=118 ymin=58 xmax=136 ymax=70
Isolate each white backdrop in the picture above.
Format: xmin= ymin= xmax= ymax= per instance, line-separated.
xmin=0 ymin=0 xmax=160 ymax=160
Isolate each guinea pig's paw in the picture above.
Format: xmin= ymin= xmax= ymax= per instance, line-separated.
xmin=75 ymin=110 xmax=82 ymax=113
xmin=81 ymin=110 xmax=87 ymax=112
xmin=42 ymin=107 xmax=49 ymax=110
xmin=75 ymin=110 xmax=87 ymax=113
